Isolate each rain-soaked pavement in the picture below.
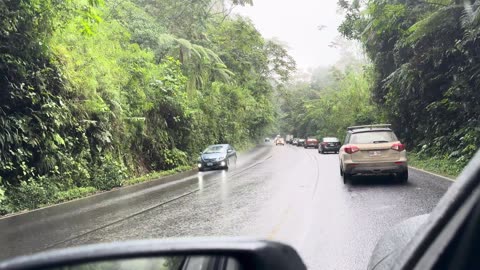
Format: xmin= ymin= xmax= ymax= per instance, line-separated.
xmin=0 ymin=144 xmax=453 ymax=269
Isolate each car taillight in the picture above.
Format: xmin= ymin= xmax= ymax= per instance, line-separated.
xmin=391 ymin=143 xmax=405 ymax=151
xmin=321 ymin=142 xmax=327 ymax=146
xmin=344 ymin=145 xmax=360 ymax=154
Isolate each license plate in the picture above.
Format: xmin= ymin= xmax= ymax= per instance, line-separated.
xmin=328 ymin=143 xmax=334 ymax=146
xmin=207 ymin=163 xmax=213 ymax=166
xmin=369 ymin=151 xmax=382 ymax=157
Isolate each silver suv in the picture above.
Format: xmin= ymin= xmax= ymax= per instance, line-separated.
xmin=339 ymin=124 xmax=408 ymax=184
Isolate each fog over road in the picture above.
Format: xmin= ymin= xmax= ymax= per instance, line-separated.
xmin=0 ymin=144 xmax=452 ymax=269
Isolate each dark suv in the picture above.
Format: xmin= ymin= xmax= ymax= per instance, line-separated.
xmin=297 ymin=139 xmax=305 ymax=147
xmin=319 ymin=137 xmax=341 ymax=154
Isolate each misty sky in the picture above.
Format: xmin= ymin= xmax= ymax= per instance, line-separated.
xmin=234 ymin=0 xmax=343 ymax=71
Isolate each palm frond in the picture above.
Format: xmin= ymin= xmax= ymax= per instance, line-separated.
xmin=157 ymin=34 xmax=176 ymax=46
xmin=405 ymin=6 xmax=460 ymax=44
xmin=460 ymin=0 xmax=480 ymax=28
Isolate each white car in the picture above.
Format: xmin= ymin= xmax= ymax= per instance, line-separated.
xmin=275 ymin=138 xmax=285 ymax=145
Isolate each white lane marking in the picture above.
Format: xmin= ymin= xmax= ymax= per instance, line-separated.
xmin=408 ymin=166 xmax=455 ymax=182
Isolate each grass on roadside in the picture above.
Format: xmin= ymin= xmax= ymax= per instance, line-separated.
xmin=408 ymin=152 xmax=463 ymax=179
xmin=54 ymin=187 xmax=97 ymax=204
xmin=124 ymin=165 xmax=193 ymax=186
xmin=0 ymin=165 xmax=194 ymax=216
xmin=53 ymin=165 xmax=194 ymax=203
xmin=49 ymin=165 xmax=194 ymax=206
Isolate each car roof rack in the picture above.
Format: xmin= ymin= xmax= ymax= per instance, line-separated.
xmin=347 ymin=124 xmax=392 ymax=131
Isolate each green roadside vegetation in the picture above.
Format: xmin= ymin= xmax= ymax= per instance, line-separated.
xmin=408 ymin=153 xmax=462 ymax=180
xmin=0 ymin=0 xmax=295 ymax=215
xmin=124 ymin=165 xmax=193 ymax=186
xmin=1 ymin=165 xmax=193 ymax=217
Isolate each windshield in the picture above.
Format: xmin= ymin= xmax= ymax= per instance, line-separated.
xmin=203 ymin=146 xmax=226 ymax=154
xmin=1 ymin=1 xmax=477 ymax=270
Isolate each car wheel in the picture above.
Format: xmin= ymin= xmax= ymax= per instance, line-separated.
xmin=397 ymin=170 xmax=408 ymax=184
xmin=199 ymin=167 xmax=205 ymax=172
xmin=321 ymin=149 xmax=325 ymax=154
xmin=342 ymin=172 xmax=350 ymax=184
xmin=224 ymin=159 xmax=229 ymax=170
xmin=231 ymin=156 xmax=237 ymax=169
xmin=340 ymin=166 xmax=344 ymax=176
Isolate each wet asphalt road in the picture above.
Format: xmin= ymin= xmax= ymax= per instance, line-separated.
xmin=0 ymin=144 xmax=452 ymax=269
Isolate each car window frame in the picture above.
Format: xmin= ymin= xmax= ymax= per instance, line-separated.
xmin=344 ymin=133 xmax=351 ymax=145
xmin=204 ymin=145 xmax=226 ymax=154
xmin=392 ymin=150 xmax=480 ymax=270
xmin=323 ymin=137 xmax=339 ymax=143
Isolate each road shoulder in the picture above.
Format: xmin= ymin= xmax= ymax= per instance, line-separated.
xmin=408 ymin=166 xmax=455 ymax=182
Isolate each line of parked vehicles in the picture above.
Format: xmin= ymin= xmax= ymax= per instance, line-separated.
xmin=287 ymin=137 xmax=341 ymax=154
xmin=273 ymin=124 xmax=409 ymax=184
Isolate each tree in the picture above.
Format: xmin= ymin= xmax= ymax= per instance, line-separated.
xmin=279 ymin=66 xmax=379 ymax=139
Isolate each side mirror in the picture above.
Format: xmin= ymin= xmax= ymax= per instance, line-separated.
xmin=227 ymin=149 xmax=233 ymax=153
xmin=0 ymin=239 xmax=307 ymax=270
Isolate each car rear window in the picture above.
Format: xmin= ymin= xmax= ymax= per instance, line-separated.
xmin=323 ymin=137 xmax=339 ymax=142
xmin=350 ymin=131 xmax=397 ymax=144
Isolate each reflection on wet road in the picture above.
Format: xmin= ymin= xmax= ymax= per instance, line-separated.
xmin=0 ymin=144 xmax=452 ymax=269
